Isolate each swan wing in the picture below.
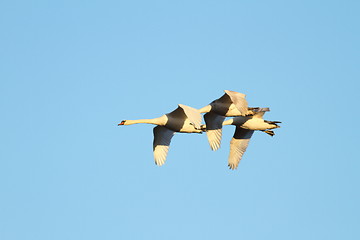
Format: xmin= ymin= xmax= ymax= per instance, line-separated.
xmin=204 ymin=112 xmax=226 ymax=151
xmin=153 ymin=126 xmax=175 ymax=166
xmin=224 ymin=90 xmax=249 ymax=115
xmin=178 ymin=104 xmax=202 ymax=130
xmin=228 ymin=127 xmax=254 ymax=170
xmin=252 ymin=107 xmax=270 ymax=119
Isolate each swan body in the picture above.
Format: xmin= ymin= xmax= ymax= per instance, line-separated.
xmin=118 ymin=104 xmax=202 ymax=166
xmin=199 ymin=90 xmax=256 ymax=151
xmin=222 ymin=108 xmax=281 ymax=170
xmin=241 ymin=118 xmax=278 ymax=131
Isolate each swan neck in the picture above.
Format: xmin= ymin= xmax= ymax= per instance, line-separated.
xmin=223 ymin=117 xmax=248 ymax=126
xmin=124 ymin=117 xmax=163 ymax=125
xmin=223 ymin=118 xmax=234 ymax=126
xmin=199 ymin=105 xmax=212 ymax=113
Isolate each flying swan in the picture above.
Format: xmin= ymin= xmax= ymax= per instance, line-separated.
xmin=198 ymin=90 xmax=257 ymax=151
xmin=118 ymin=104 xmax=202 ymax=166
xmin=223 ymin=108 xmax=281 ymax=170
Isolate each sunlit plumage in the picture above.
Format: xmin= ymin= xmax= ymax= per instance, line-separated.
xmin=199 ymin=90 xmax=256 ymax=151
xmin=118 ymin=104 xmax=202 ymax=166
xmin=223 ymin=108 xmax=281 ymax=170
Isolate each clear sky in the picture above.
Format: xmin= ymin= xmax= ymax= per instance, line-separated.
xmin=1 ymin=1 xmax=359 ymax=239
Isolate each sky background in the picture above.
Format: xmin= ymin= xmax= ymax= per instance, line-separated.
xmin=1 ymin=0 xmax=359 ymax=239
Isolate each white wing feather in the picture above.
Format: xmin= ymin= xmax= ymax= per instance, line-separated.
xmin=224 ymin=90 xmax=249 ymax=115
xmin=178 ymin=104 xmax=202 ymax=130
xmin=153 ymin=126 xmax=175 ymax=166
xmin=252 ymin=107 xmax=270 ymax=119
xmin=228 ymin=127 xmax=254 ymax=170
xmin=204 ymin=112 xmax=226 ymax=151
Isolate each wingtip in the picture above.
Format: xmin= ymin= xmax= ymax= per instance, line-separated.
xmin=211 ymin=147 xmax=220 ymax=151
xmin=154 ymin=159 xmax=165 ymax=166
xmin=210 ymin=142 xmax=221 ymax=151
xmin=228 ymin=164 xmax=238 ymax=170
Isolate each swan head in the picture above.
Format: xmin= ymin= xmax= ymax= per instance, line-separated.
xmin=267 ymin=121 xmax=281 ymax=129
xmin=118 ymin=120 xmax=126 ymax=126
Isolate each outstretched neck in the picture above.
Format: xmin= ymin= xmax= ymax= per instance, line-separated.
xmin=223 ymin=116 xmax=248 ymax=126
xmin=198 ymin=105 xmax=212 ymax=113
xmin=223 ymin=118 xmax=234 ymax=126
xmin=122 ymin=115 xmax=167 ymax=126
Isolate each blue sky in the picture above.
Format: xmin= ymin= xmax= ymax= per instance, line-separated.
xmin=1 ymin=1 xmax=359 ymax=239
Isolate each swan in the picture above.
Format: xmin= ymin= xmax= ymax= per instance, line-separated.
xmin=198 ymin=90 xmax=257 ymax=151
xmin=222 ymin=108 xmax=281 ymax=170
xmin=118 ymin=104 xmax=202 ymax=166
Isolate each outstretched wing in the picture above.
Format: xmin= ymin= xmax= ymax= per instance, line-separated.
xmin=252 ymin=107 xmax=270 ymax=119
xmin=224 ymin=90 xmax=249 ymax=115
xmin=204 ymin=112 xmax=226 ymax=151
xmin=178 ymin=104 xmax=202 ymax=130
xmin=228 ymin=127 xmax=254 ymax=170
xmin=153 ymin=126 xmax=175 ymax=166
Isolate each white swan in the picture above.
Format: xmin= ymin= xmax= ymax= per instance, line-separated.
xmin=198 ymin=90 xmax=257 ymax=151
xmin=118 ymin=104 xmax=202 ymax=166
xmin=223 ymin=108 xmax=281 ymax=170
